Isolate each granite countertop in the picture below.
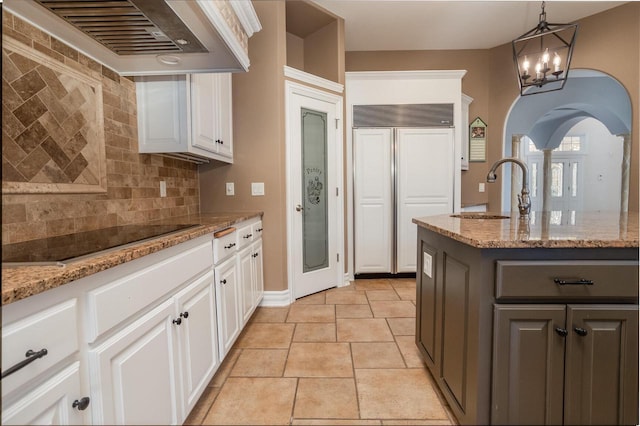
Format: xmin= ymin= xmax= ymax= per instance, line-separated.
xmin=1 ymin=212 xmax=262 ymax=305
xmin=413 ymin=211 xmax=639 ymax=249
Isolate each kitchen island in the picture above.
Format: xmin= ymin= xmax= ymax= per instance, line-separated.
xmin=413 ymin=211 xmax=639 ymax=425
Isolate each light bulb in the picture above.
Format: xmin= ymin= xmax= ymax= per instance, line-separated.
xmin=553 ymin=52 xmax=562 ymax=72
xmin=522 ymin=56 xmax=530 ymax=73
xmin=542 ymin=48 xmax=550 ymax=70
xmin=535 ymin=62 xmax=543 ymax=80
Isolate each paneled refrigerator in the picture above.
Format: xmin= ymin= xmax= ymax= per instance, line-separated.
xmin=353 ymin=104 xmax=455 ymax=275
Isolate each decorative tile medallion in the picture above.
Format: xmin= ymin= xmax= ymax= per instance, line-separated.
xmin=2 ymin=36 xmax=107 ymax=193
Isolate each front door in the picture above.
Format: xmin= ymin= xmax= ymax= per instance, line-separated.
xmin=286 ymin=82 xmax=342 ymax=299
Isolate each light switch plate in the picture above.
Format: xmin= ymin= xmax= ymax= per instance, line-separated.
xmin=478 ymin=182 xmax=485 ymax=193
xmin=423 ymin=252 xmax=432 ymax=278
xmin=160 ymin=181 xmax=167 ymax=197
xmin=226 ymin=182 xmax=234 ymax=196
xmin=251 ymin=182 xmax=265 ymax=196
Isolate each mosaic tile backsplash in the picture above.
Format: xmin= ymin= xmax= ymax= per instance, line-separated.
xmin=2 ymin=12 xmax=200 ymax=245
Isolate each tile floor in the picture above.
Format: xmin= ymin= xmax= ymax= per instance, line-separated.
xmin=184 ymin=278 xmax=458 ymax=425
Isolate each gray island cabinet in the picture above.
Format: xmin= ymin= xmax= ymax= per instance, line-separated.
xmin=413 ymin=211 xmax=639 ymax=425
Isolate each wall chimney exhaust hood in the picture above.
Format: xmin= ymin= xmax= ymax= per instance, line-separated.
xmin=3 ymin=0 xmax=261 ymax=76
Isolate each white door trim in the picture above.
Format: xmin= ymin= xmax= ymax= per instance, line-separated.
xmin=285 ymin=79 xmax=344 ymax=303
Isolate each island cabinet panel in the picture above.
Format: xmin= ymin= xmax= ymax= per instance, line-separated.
xmin=564 ymin=305 xmax=638 ymax=426
xmin=491 ymin=305 xmax=566 ymax=425
xmin=440 ymin=253 xmax=470 ymax=411
xmin=417 ymin=242 xmax=438 ymax=367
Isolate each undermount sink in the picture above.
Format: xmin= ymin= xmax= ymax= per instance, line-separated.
xmin=450 ymin=213 xmax=511 ymax=220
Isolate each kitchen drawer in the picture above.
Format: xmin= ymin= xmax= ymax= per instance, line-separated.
xmin=213 ymin=227 xmax=237 ymax=264
xmin=237 ymin=224 xmax=254 ymax=249
xmin=86 ymin=240 xmax=213 ymax=342
xmin=496 ymin=260 xmax=639 ymax=301
xmin=251 ymin=220 xmax=263 ymax=239
xmin=2 ymin=299 xmax=79 ymax=397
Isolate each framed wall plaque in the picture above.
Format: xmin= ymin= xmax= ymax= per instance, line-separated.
xmin=469 ymin=116 xmax=487 ymax=162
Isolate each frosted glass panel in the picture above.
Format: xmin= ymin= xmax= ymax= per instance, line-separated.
xmin=301 ymin=108 xmax=328 ymax=273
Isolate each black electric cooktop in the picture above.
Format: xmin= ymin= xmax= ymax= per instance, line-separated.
xmin=2 ymin=224 xmax=198 ymax=264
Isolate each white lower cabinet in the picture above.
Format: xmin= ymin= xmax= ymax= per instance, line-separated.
xmin=214 ymin=256 xmax=241 ymax=359
xmin=2 ymin=362 xmax=88 ymax=425
xmin=89 ymin=298 xmax=180 ymax=425
xmin=239 ymin=245 xmax=255 ymax=324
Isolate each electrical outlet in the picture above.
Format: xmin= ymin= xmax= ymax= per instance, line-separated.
xmin=478 ymin=182 xmax=485 ymax=193
xmin=226 ymin=182 xmax=235 ymax=196
xmin=251 ymin=182 xmax=265 ymax=196
xmin=160 ymin=181 xmax=167 ymax=197
xmin=423 ymin=252 xmax=433 ymax=278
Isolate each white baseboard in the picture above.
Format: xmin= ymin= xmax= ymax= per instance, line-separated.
xmin=259 ymin=289 xmax=292 ymax=307
xmin=340 ymin=273 xmax=353 ymax=287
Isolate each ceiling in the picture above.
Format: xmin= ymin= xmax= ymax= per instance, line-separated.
xmin=309 ymin=1 xmax=625 ymax=51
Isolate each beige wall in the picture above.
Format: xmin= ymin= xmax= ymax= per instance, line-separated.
xmin=346 ymin=3 xmax=639 ymax=212
xmin=199 ymin=1 xmax=289 ymax=292
xmin=2 ymin=12 xmax=199 ymax=245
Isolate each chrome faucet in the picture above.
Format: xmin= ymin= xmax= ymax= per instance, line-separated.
xmin=486 ymin=158 xmax=531 ymax=217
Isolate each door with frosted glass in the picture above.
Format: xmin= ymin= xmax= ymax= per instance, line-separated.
xmin=550 ymin=159 xmax=583 ymax=211
xmin=289 ymin=90 xmax=339 ymax=299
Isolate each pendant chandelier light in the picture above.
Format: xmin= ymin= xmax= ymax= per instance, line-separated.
xmin=512 ymin=2 xmax=578 ymax=96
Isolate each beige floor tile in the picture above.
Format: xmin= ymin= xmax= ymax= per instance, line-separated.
xmin=284 ymin=342 xmax=353 ymax=377
xmin=294 ymin=292 xmax=327 ymax=304
xmin=354 ymin=279 xmax=393 ymax=291
xmin=356 ymin=369 xmax=448 ymax=420
xmin=251 ymin=306 xmax=290 ymax=323
xmin=235 ymin=323 xmax=295 ymax=349
xmin=293 ymin=323 xmax=337 ymax=342
xmin=366 ymin=290 xmax=400 ymax=301
xmin=229 ymin=349 xmax=288 ymax=377
xmin=210 ymin=348 xmax=241 ymax=387
xmin=390 ymin=279 xmax=417 ymax=290
xmin=292 ymin=420 xmax=381 ymax=425
xmin=293 ymin=378 xmax=359 ymax=419
xmin=184 ymin=386 xmax=220 ymax=425
xmin=382 ymin=420 xmax=451 ymax=425
xmin=351 ymin=342 xmax=406 ymax=368
xmin=337 ymin=318 xmax=394 ymax=342
xmin=369 ymin=300 xmax=416 ymax=318
xmin=203 ymin=377 xmax=297 ymax=425
xmin=325 ymin=290 xmax=368 ymax=305
xmin=327 ymin=283 xmax=357 ymax=292
xmin=287 ymin=304 xmax=336 ymax=322
xmin=394 ymin=287 xmax=417 ymax=301
xmin=387 ymin=318 xmax=416 ymax=336
xmin=395 ymin=335 xmax=426 ymax=368
xmin=335 ymin=304 xmax=373 ymax=319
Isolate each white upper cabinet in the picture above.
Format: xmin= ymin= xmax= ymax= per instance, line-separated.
xmin=136 ymin=73 xmax=233 ymax=164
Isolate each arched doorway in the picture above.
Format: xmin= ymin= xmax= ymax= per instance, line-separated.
xmin=501 ymin=69 xmax=632 ymax=213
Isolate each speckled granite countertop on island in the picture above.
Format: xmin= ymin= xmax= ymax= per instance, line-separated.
xmin=1 ymin=212 xmax=262 ymax=305
xmin=413 ymin=211 xmax=639 ymax=249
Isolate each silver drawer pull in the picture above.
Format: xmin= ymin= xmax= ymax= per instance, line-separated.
xmin=553 ymin=278 xmax=594 ymax=286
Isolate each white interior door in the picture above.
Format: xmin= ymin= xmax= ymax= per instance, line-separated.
xmin=287 ymin=82 xmax=342 ymax=299
xmin=354 ymin=128 xmax=393 ymax=273
xmin=396 ymin=128 xmax=454 ymax=272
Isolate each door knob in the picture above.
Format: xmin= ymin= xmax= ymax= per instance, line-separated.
xmin=296 ymin=204 xmax=304 ymax=212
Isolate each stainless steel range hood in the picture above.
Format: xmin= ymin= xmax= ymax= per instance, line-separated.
xmin=3 ymin=0 xmax=261 ymax=76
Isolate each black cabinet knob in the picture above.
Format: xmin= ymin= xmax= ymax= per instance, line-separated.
xmin=555 ymin=327 xmax=568 ymax=337
xmin=172 ymin=317 xmax=182 ymax=326
xmin=72 ymin=397 xmax=90 ymax=411
xmin=181 ymin=311 xmax=189 ymax=319
xmin=574 ymin=327 xmax=588 ymax=336
xmin=221 ymin=279 xmax=227 ymax=285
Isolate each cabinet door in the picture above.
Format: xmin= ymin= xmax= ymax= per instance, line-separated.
xmin=238 ymin=246 xmax=254 ymax=325
xmin=215 ymin=73 xmax=233 ymax=158
xmin=89 ymin=299 xmax=180 ymax=425
xmin=174 ymin=271 xmax=219 ymax=418
xmin=564 ymin=305 xmax=639 ymax=426
xmin=136 ymin=75 xmax=188 ymax=153
xmin=2 ymin=362 xmax=88 ymax=425
xmin=214 ymin=256 xmax=241 ymax=359
xmin=491 ymin=305 xmax=566 ymax=425
xmin=251 ymin=240 xmax=264 ymax=307
xmin=191 ymin=73 xmax=218 ymax=154
xmin=397 ymin=128 xmax=454 ymax=272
